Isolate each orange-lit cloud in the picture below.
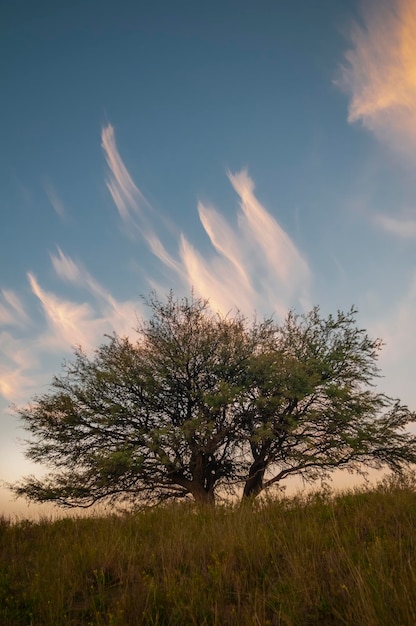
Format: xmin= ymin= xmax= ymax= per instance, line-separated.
xmin=102 ymin=126 xmax=311 ymax=316
xmin=338 ymin=0 xmax=416 ymax=155
xmin=0 ymin=262 xmax=141 ymax=404
xmin=0 ymin=364 xmax=37 ymax=403
xmin=0 ymin=332 xmax=40 ymax=402
xmin=179 ymin=170 xmax=311 ymax=316
xmin=0 ymin=129 xmax=311 ymax=406
xmin=49 ymin=248 xmax=141 ymax=338
xmin=197 ymin=201 xmax=251 ymax=289
xmin=101 ymin=124 xmax=150 ymax=225
xmin=28 ymin=272 xmax=99 ymax=351
xmin=229 ymin=170 xmax=311 ymax=312
xmin=101 ymin=124 xmax=179 ymax=271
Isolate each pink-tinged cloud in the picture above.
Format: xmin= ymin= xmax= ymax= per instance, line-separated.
xmin=49 ymin=249 xmax=142 ymax=339
xmin=179 ymin=234 xmax=255 ymax=315
xmin=101 ymin=124 xmax=178 ymax=273
xmin=197 ymin=201 xmax=252 ymax=289
xmin=0 ymin=255 xmax=143 ymax=403
xmin=28 ymin=272 xmax=99 ymax=351
xmin=145 ymin=234 xmax=185 ymax=277
xmin=0 ymin=127 xmax=312 ymax=405
xmin=0 ymin=332 xmax=40 ymax=402
xmin=0 ymin=365 xmax=42 ymax=403
xmin=51 ymin=247 xmax=84 ymax=283
xmin=0 ymin=367 xmax=34 ymax=402
xmin=228 ymin=170 xmax=310 ymax=287
xmin=101 ymin=123 xmax=311 ymax=316
xmin=178 ymin=170 xmax=311 ymax=316
xmin=101 ymin=124 xmax=151 ymax=226
xmin=338 ymin=0 xmax=416 ymax=155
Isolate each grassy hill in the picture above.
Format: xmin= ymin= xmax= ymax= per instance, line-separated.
xmin=1 ymin=477 xmax=416 ymax=625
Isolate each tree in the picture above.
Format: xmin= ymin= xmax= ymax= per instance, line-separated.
xmin=11 ymin=293 xmax=416 ymax=509
xmin=12 ymin=292 xmax=261 ymax=507
xmin=240 ymin=307 xmax=416 ymax=498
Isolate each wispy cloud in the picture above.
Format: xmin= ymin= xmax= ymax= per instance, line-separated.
xmin=178 ymin=170 xmax=311 ymax=316
xmin=1 ymin=127 xmax=312 ymax=406
xmin=50 ymin=247 xmax=115 ymax=303
xmin=50 ymin=247 xmax=84 ymax=283
xmin=197 ymin=201 xmax=251 ymax=289
xmin=179 ymin=234 xmax=255 ymax=315
xmin=102 ymin=126 xmax=311 ymax=316
xmin=229 ymin=170 xmax=310 ymax=311
xmin=374 ymin=213 xmax=416 ymax=238
xmin=28 ymin=272 xmax=99 ymax=352
xmin=101 ymin=124 xmax=151 ymax=226
xmin=0 ymin=257 xmax=142 ymax=403
xmin=44 ymin=179 xmax=67 ymax=219
xmin=49 ymin=247 xmax=141 ymax=338
xmin=0 ymin=364 xmax=38 ymax=403
xmin=101 ymin=124 xmax=178 ymax=271
xmin=0 ymin=332 xmax=40 ymax=402
xmin=0 ymin=290 xmax=29 ymax=327
xmin=338 ymin=0 xmax=416 ymax=155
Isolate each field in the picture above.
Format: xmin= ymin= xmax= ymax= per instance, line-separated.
xmin=1 ymin=477 xmax=416 ymax=625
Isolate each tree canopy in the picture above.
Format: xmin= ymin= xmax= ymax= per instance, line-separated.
xmin=12 ymin=292 xmax=416 ymax=508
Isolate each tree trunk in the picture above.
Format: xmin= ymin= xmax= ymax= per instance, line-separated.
xmin=189 ymin=450 xmax=216 ymax=505
xmin=191 ymin=485 xmax=215 ymax=506
xmin=242 ymin=458 xmax=267 ymax=499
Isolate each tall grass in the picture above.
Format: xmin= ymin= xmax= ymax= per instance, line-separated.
xmin=1 ymin=479 xmax=416 ymax=625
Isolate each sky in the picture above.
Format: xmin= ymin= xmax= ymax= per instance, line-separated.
xmin=1 ymin=0 xmax=416 ymax=516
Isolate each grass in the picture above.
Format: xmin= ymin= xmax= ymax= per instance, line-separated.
xmin=1 ymin=477 xmax=416 ymax=625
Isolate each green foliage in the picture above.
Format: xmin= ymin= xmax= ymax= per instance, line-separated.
xmin=10 ymin=292 xmax=416 ymax=509
xmin=1 ymin=483 xmax=416 ymax=625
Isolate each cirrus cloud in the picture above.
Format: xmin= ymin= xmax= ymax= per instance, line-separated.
xmin=338 ymin=0 xmax=416 ymax=156
xmin=101 ymin=125 xmax=311 ymax=317
xmin=0 ymin=125 xmax=312 ymax=406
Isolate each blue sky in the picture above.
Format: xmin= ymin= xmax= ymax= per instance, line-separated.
xmin=2 ymin=0 xmax=416 ymax=514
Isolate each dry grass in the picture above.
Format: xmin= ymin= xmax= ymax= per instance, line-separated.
xmin=1 ymin=478 xmax=416 ymax=625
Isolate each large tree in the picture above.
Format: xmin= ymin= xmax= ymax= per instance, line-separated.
xmin=11 ymin=293 xmax=416 ymax=508
xmin=13 ymin=293 xmax=262 ymax=507
xmin=241 ymin=307 xmax=416 ymax=498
